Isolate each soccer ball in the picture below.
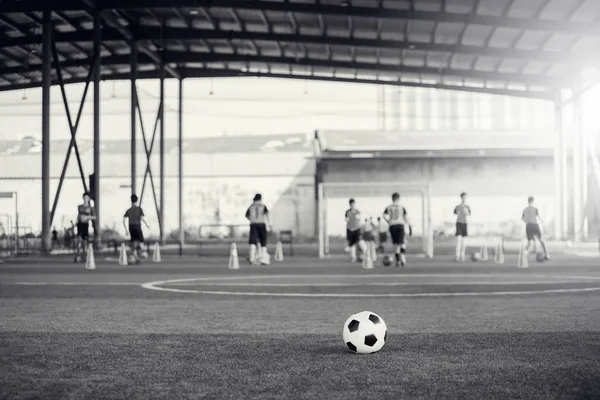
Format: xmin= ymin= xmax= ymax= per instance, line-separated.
xmin=342 ymin=311 xmax=388 ymax=354
xmin=471 ymin=252 xmax=482 ymax=262
xmin=140 ymin=250 xmax=149 ymax=259
xmin=128 ymin=254 xmax=138 ymax=264
xmin=382 ymin=255 xmax=393 ymax=267
xmin=536 ymin=252 xmax=546 ymax=262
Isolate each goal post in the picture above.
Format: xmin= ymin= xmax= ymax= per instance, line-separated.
xmin=317 ymin=182 xmax=433 ymax=259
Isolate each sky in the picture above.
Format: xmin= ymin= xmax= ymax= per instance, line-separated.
xmin=0 ymin=76 xmax=559 ymax=145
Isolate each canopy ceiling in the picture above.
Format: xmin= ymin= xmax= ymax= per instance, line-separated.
xmin=1 ymin=0 xmax=600 ymax=99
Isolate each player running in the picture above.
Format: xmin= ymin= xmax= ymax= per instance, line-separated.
xmin=383 ymin=192 xmax=412 ymax=267
xmin=522 ymin=196 xmax=550 ymax=260
xmin=75 ymin=192 xmax=96 ymax=261
xmin=345 ymin=199 xmax=362 ymax=263
xmin=454 ymin=192 xmax=471 ymax=262
xmin=123 ymin=194 xmax=150 ymax=263
xmin=376 ymin=217 xmax=388 ymax=253
xmin=245 ymin=193 xmax=271 ymax=265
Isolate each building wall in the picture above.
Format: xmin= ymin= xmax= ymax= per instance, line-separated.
xmin=321 ymin=157 xmax=556 ymax=238
xmin=0 ymin=152 xmax=317 ymax=239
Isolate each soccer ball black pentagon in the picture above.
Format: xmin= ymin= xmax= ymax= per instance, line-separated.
xmin=342 ymin=311 xmax=387 ymax=354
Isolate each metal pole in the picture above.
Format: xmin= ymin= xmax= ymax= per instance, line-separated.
xmin=131 ymin=40 xmax=138 ymax=195
xmin=178 ymin=77 xmax=184 ymax=247
xmin=41 ymin=6 xmax=52 ymax=253
xmin=93 ymin=9 xmax=101 ymax=246
xmin=560 ymin=90 xmax=569 ymax=239
xmin=553 ymin=97 xmax=562 ymax=240
xmin=159 ymin=53 xmax=165 ymax=244
xmin=573 ymin=85 xmax=583 ymax=242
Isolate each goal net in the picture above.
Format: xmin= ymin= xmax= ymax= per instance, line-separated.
xmin=317 ymin=182 xmax=433 ymax=259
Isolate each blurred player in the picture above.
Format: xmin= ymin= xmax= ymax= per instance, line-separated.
xmin=123 ymin=194 xmax=150 ymax=261
xmin=522 ymin=196 xmax=550 ymax=260
xmin=376 ymin=216 xmax=388 ymax=253
xmin=75 ymin=192 xmax=96 ymax=261
xmin=345 ymin=199 xmax=362 ymax=262
xmin=362 ymin=218 xmax=375 ymax=244
xmin=383 ymin=193 xmax=412 ymax=267
xmin=245 ymin=193 xmax=271 ymax=265
xmin=454 ymin=192 xmax=471 ymax=262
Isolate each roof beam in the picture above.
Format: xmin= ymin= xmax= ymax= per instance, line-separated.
xmin=5 ymin=0 xmax=596 ymax=37
xmin=4 ymin=26 xmax=591 ymax=66
xmin=1 ymin=50 xmax=558 ymax=88
xmin=0 ymin=66 xmax=555 ymax=100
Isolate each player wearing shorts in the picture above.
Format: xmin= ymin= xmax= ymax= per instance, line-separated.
xmin=345 ymin=199 xmax=362 ymax=263
xmin=383 ymin=192 xmax=412 ymax=267
xmin=454 ymin=192 xmax=471 ymax=262
xmin=522 ymin=196 xmax=550 ymax=260
xmin=76 ymin=192 xmax=96 ymax=260
xmin=246 ymin=193 xmax=271 ymax=265
xmin=376 ymin=217 xmax=388 ymax=253
xmin=123 ymin=194 xmax=150 ymax=261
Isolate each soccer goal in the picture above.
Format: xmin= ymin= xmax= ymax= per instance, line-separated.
xmin=317 ymin=182 xmax=433 ymax=259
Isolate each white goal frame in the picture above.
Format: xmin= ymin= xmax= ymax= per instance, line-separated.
xmin=317 ymin=182 xmax=433 ymax=259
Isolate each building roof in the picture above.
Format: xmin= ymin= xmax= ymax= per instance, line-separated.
xmin=315 ymin=129 xmax=556 ymax=158
xmin=2 ymin=0 xmax=600 ymax=99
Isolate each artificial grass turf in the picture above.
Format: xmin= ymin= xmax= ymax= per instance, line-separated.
xmin=1 ymin=331 xmax=599 ymax=400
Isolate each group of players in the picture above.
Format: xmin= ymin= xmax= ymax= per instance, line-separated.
xmin=73 ymin=192 xmax=149 ymax=263
xmin=70 ymin=189 xmax=551 ymax=266
xmin=344 ymin=192 xmax=550 ymax=267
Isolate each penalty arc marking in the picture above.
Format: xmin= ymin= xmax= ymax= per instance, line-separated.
xmin=140 ymin=275 xmax=600 ymax=298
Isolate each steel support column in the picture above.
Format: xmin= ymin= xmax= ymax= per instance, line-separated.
xmin=131 ymin=40 xmax=138 ymax=195
xmin=573 ymin=84 xmax=583 ymax=241
xmin=41 ymin=5 xmax=52 ymax=252
xmin=559 ymin=90 xmax=569 ymax=239
xmin=159 ymin=53 xmax=165 ymax=244
xmin=93 ymin=10 xmax=101 ymax=245
xmin=178 ymin=78 xmax=184 ymax=246
xmin=553 ymin=95 xmax=563 ymax=240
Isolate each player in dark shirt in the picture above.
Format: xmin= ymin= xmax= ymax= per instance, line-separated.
xmin=245 ymin=193 xmax=271 ymax=265
xmin=123 ymin=194 xmax=149 ymax=261
xmin=75 ymin=192 xmax=96 ymax=260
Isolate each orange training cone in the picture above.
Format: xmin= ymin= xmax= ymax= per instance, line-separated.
xmin=152 ymin=242 xmax=161 ymax=263
xmin=119 ymin=243 xmax=128 ymax=266
xmin=229 ymin=243 xmax=240 ymax=270
xmin=274 ymin=241 xmax=284 ymax=262
xmin=517 ymin=242 xmax=529 ymax=268
xmin=85 ymin=243 xmax=96 ymax=270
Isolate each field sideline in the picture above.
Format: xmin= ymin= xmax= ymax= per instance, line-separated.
xmin=1 ymin=252 xmax=600 ymax=399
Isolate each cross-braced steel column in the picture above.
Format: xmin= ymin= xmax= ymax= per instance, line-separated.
xmin=93 ymin=10 xmax=101 ymax=245
xmin=41 ymin=5 xmax=52 ymax=252
xmin=178 ymin=78 xmax=184 ymax=246
xmin=131 ymin=40 xmax=138 ymax=195
xmin=159 ymin=53 xmax=165 ymax=244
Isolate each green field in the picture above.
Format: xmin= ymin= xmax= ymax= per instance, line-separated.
xmin=1 ymin=253 xmax=600 ymax=399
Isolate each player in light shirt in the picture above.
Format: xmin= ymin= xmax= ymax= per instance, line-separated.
xmin=522 ymin=196 xmax=550 ymax=260
xmin=383 ymin=192 xmax=412 ymax=267
xmin=453 ymin=192 xmax=472 ymax=262
xmin=345 ymin=199 xmax=362 ymax=262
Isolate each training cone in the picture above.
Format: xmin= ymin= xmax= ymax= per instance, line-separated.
xmin=517 ymin=242 xmax=529 ymax=269
xmin=494 ymin=242 xmax=505 ymax=264
xmin=362 ymin=243 xmax=374 ymax=269
xmin=119 ymin=243 xmax=128 ymax=266
xmin=152 ymin=242 xmax=161 ymax=263
xmin=254 ymin=243 xmax=262 ymax=265
xmin=480 ymin=241 xmax=489 ymax=261
xmin=369 ymin=241 xmax=377 ymax=262
xmin=85 ymin=243 xmax=95 ymax=270
xmin=274 ymin=241 xmax=284 ymax=262
xmin=229 ymin=243 xmax=240 ymax=270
